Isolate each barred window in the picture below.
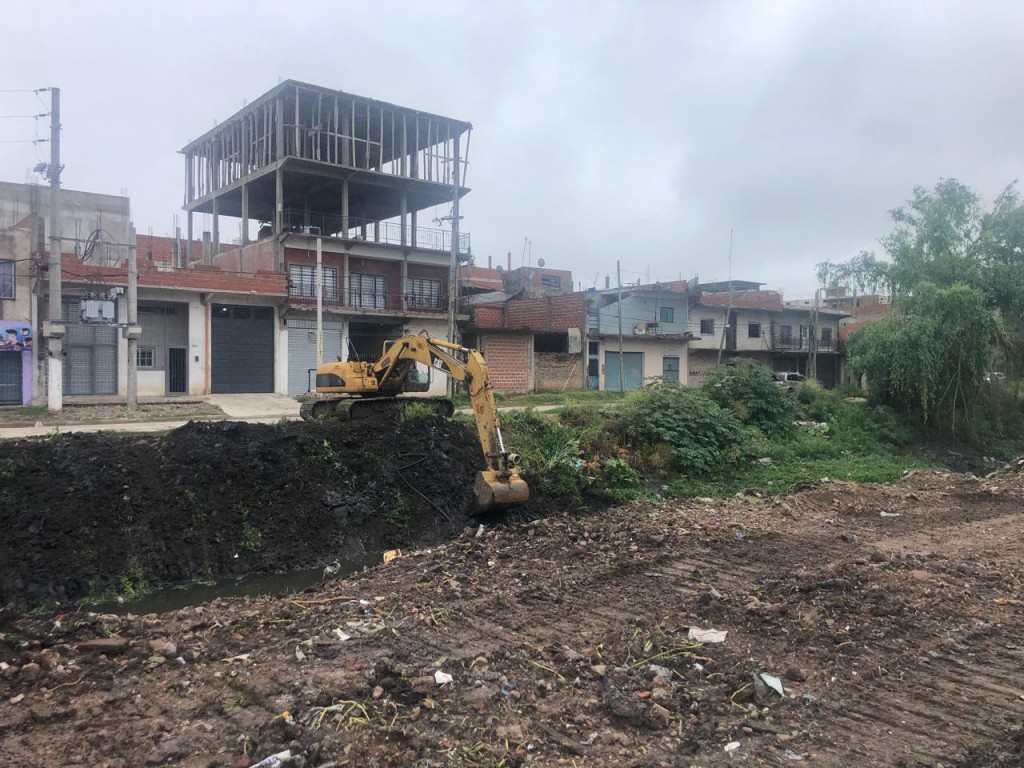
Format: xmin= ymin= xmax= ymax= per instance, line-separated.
xmin=349 ymin=273 xmax=387 ymax=309
xmin=288 ymin=264 xmax=338 ymax=300
xmin=0 ymin=261 xmax=13 ymax=300
xmin=408 ymin=278 xmax=442 ymax=310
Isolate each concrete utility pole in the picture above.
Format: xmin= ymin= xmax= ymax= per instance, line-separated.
xmin=446 ymin=132 xmax=461 ymax=346
xmin=126 ymin=242 xmax=138 ymax=411
xmin=716 ymin=229 xmax=734 ymax=368
xmin=45 ymin=87 xmax=63 ymax=412
xmin=316 ymin=236 xmax=324 ymax=367
xmin=617 ymin=260 xmax=624 ymax=393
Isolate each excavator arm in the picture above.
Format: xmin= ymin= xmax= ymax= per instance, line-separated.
xmin=372 ymin=333 xmax=529 ymax=508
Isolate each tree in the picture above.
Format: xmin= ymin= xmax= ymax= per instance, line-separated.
xmin=847 ymin=283 xmax=994 ymax=432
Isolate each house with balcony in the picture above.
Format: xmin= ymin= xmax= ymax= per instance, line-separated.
xmin=181 ymin=80 xmax=471 ymax=395
xmin=688 ymin=282 xmax=850 ymax=387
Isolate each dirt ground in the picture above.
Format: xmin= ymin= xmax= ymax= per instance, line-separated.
xmin=0 ymin=417 xmax=488 ymax=609
xmin=2 ymin=461 xmax=1024 ymax=766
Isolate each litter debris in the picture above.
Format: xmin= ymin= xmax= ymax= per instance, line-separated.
xmin=724 ymin=741 xmax=741 ymax=752
xmin=783 ymin=749 xmax=804 ymax=761
xmin=800 ymin=693 xmax=820 ymax=707
xmin=475 ymin=524 xmax=485 ymax=538
xmin=9 ymin=693 xmax=24 ymax=704
xmin=800 ymin=578 xmax=851 ymax=592
xmin=688 ymin=627 xmax=728 ymax=644
xmin=248 ymin=750 xmax=293 ymax=768
xmin=759 ymin=672 xmax=785 ymax=697
xmin=331 ymin=628 xmax=351 ymax=642
xmin=879 ymin=511 xmax=901 ymax=518
xmin=434 ymin=670 xmax=454 ymax=685
xmin=383 ymin=549 xmax=402 ymax=564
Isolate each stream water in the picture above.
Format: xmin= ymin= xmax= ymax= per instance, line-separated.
xmin=93 ymin=552 xmax=382 ymax=615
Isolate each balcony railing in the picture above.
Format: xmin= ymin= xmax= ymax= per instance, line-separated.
xmin=286 ymin=286 xmax=451 ymax=314
xmin=772 ymin=336 xmax=845 ymax=353
xmin=281 ymin=209 xmax=470 ymax=255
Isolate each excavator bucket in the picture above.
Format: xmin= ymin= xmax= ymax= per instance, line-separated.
xmin=474 ymin=470 xmax=530 ymax=509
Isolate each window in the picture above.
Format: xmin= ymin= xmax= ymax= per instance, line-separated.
xmin=820 ymin=327 xmax=833 ymax=345
xmin=137 ymin=347 xmax=155 ymax=368
xmin=699 ymin=318 xmax=714 ymax=335
xmin=780 ymin=324 xmax=792 ymax=342
xmin=748 ymin=322 xmax=761 ymax=339
xmin=659 ymin=306 xmax=674 ymax=324
xmin=349 ymin=273 xmax=387 ymax=309
xmin=288 ymin=263 xmax=339 ymax=300
xmin=540 ymin=275 xmax=561 ymax=289
xmin=0 ymin=260 xmax=13 ymax=300
xmin=408 ymin=277 xmax=442 ymax=310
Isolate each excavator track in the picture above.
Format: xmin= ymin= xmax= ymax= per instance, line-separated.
xmin=300 ymin=396 xmax=454 ymax=422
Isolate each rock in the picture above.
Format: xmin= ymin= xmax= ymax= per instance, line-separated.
xmin=783 ymin=667 xmax=807 ymax=683
xmin=0 ymin=662 xmax=15 ymax=680
xmin=496 ymin=724 xmax=524 ymax=741
xmin=642 ymin=664 xmax=673 ymax=684
xmin=148 ymin=655 xmax=167 ymax=666
xmin=39 ymin=649 xmax=61 ymax=671
xmin=870 ymin=551 xmax=889 ymax=563
xmin=471 ymin=655 xmax=489 ymax=670
xmin=372 ymin=685 xmax=384 ymax=699
xmin=78 ymin=637 xmax=130 ymax=654
xmin=591 ymin=664 xmax=607 ymax=676
xmin=463 ymin=684 xmax=497 ymax=713
xmin=839 ymin=533 xmax=858 ymax=544
xmin=19 ymin=662 xmax=41 ymax=681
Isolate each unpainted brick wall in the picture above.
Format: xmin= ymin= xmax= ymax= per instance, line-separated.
xmin=535 ymin=352 xmax=583 ymax=391
xmin=481 ymin=333 xmax=530 ymax=393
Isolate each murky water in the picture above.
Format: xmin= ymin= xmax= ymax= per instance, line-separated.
xmin=93 ymin=552 xmax=382 ymax=615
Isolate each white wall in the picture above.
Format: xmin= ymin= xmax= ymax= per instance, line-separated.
xmin=188 ymin=300 xmax=206 ymax=395
xmin=597 ymin=338 xmax=689 ymax=390
xmin=275 ymin=311 xmax=288 ymax=395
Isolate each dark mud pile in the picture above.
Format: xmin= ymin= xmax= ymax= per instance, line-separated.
xmin=0 ymin=416 xmax=486 ymax=610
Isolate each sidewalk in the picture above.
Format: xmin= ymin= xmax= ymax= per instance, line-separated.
xmin=0 ymin=394 xmax=301 ymax=440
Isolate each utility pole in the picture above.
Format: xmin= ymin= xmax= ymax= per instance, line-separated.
xmin=617 ymin=259 xmax=624 ymax=393
xmin=316 ymin=236 xmax=324 ymax=367
xmin=45 ymin=87 xmax=63 ymax=412
xmin=446 ymin=133 xmax=461 ymax=346
xmin=716 ymin=228 xmax=734 ymax=367
xmin=810 ymin=286 xmax=819 ymax=381
xmin=126 ymin=242 xmax=138 ymax=411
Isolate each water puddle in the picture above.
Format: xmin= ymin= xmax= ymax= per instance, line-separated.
xmin=93 ymin=553 xmax=382 ymax=615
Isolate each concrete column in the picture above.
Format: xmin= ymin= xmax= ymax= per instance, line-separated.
xmin=186 ymin=211 xmax=193 ymax=264
xmin=400 ymin=189 xmax=408 ymax=248
xmin=401 ymin=257 xmax=408 ymax=311
xmin=241 ymin=184 xmax=249 ymax=245
xmin=341 ymin=179 xmax=349 ymax=237
xmin=211 ymin=194 xmax=220 ymax=254
xmin=411 ymin=210 xmax=417 ymax=248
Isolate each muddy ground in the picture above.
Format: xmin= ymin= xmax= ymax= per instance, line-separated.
xmin=2 ymin=463 xmax=1024 ymax=766
xmin=0 ymin=416 xmax=494 ymax=610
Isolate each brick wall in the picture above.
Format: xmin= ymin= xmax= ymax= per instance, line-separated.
xmin=535 ymin=352 xmax=583 ymax=391
xmin=502 ymin=294 xmax=585 ymax=332
xmin=61 ymin=256 xmax=287 ymax=295
xmin=480 ymin=333 xmax=531 ymax=393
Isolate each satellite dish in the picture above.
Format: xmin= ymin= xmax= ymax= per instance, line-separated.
xmin=537 ymin=257 xmax=546 ymax=267
xmin=495 ymin=264 xmax=504 ymax=274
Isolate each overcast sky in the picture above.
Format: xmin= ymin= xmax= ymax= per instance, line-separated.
xmin=1 ymin=0 xmax=1021 ymax=298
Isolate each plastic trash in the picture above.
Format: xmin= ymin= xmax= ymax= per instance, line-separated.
xmin=434 ymin=670 xmax=453 ymax=685
xmin=688 ymin=627 xmax=728 ymax=644
xmin=248 ymin=750 xmax=292 ymax=768
xmin=759 ymin=672 xmax=785 ymax=697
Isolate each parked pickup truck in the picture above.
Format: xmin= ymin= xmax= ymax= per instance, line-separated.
xmin=773 ymin=371 xmax=806 ymax=390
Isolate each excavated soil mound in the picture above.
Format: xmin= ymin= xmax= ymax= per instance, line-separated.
xmin=0 ymin=416 xmax=485 ymax=610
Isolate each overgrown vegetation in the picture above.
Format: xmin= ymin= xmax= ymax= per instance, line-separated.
xmin=821 ymin=177 xmax=1024 ymax=440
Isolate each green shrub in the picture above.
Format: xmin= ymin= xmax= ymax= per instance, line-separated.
xmin=701 ymin=360 xmax=796 ymax=436
xmin=621 ymin=383 xmax=750 ymax=476
xmin=500 ymin=409 xmax=583 ymax=498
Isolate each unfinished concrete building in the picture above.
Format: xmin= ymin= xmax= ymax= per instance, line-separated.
xmin=180 ymin=80 xmax=472 ymax=394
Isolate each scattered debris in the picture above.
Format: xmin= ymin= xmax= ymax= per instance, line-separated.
xmin=434 ymin=670 xmax=454 ymax=685
xmin=880 ymin=511 xmax=901 ymax=518
xmin=688 ymin=627 xmax=728 ymax=644
xmin=724 ymin=741 xmax=741 ymax=752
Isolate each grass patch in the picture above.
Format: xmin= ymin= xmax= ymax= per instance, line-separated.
xmin=454 ymin=389 xmax=625 ymax=409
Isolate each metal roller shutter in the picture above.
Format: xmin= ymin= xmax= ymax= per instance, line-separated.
xmin=286 ymin=319 xmax=343 ymax=395
xmin=0 ymin=352 xmax=21 ymax=404
xmin=604 ymin=351 xmax=644 ymax=391
xmin=211 ymin=305 xmax=275 ymax=393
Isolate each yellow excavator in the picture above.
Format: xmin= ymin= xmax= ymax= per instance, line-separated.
xmin=300 ymin=331 xmax=529 ymax=509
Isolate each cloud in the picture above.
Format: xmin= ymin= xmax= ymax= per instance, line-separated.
xmin=1 ymin=0 xmax=1021 ymax=297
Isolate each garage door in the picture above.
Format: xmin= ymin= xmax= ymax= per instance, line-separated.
xmin=604 ymin=351 xmax=643 ymax=391
xmin=287 ymin=319 xmax=343 ymax=395
xmin=211 ymin=304 xmax=275 ymax=393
